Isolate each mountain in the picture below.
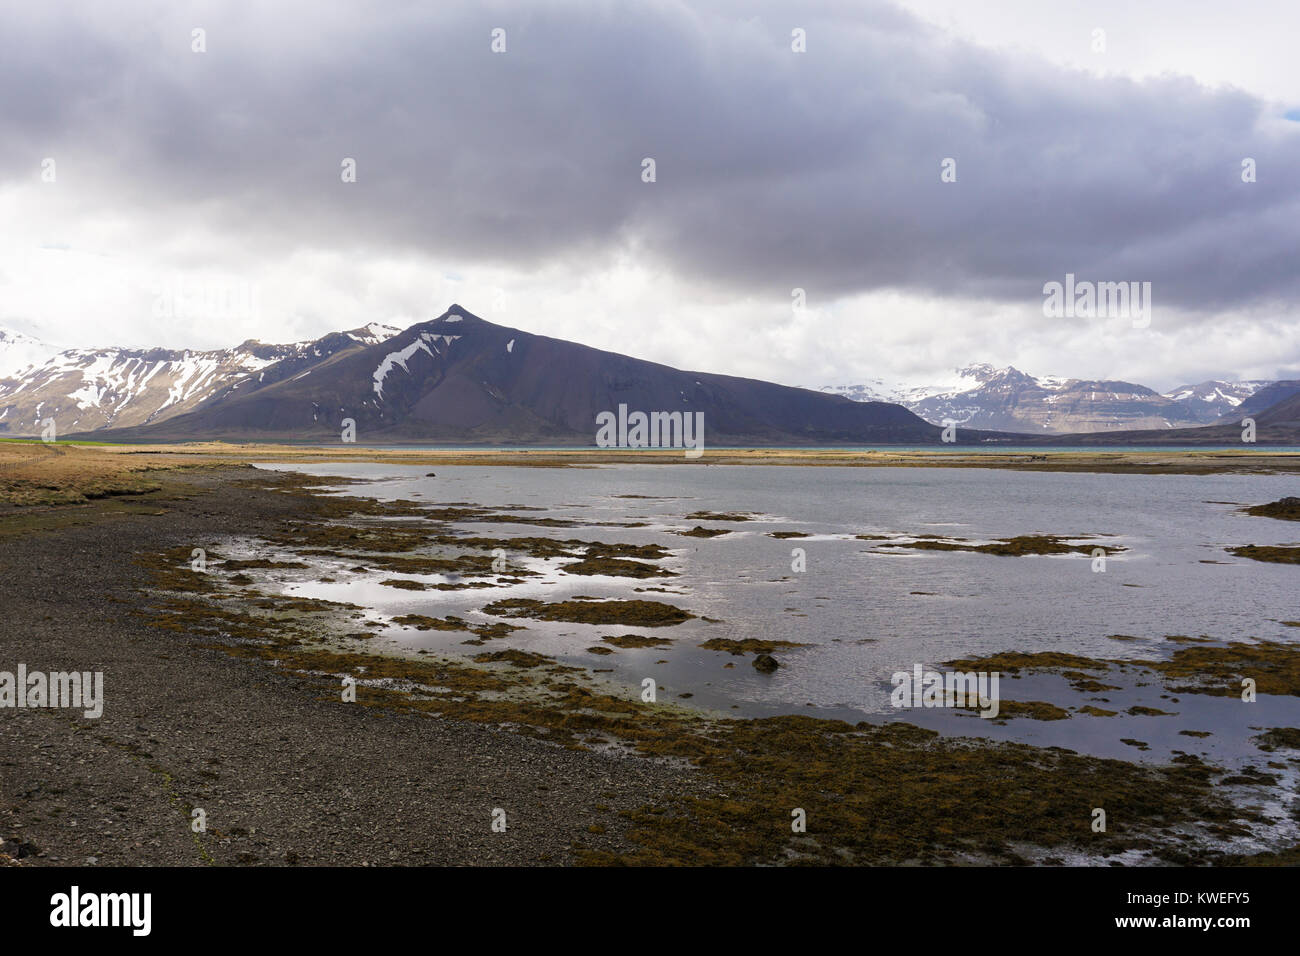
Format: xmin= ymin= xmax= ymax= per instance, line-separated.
xmin=1163 ymin=380 xmax=1268 ymax=422
xmin=1038 ymin=387 xmax=1300 ymax=445
xmin=83 ymin=306 xmax=947 ymax=445
xmin=1224 ymin=380 xmax=1300 ymax=421
xmin=823 ymin=365 xmax=1272 ymax=434
xmin=0 ymin=323 xmax=400 ymax=436
xmin=817 ymin=368 xmax=986 ymax=407
xmin=0 ymin=328 xmax=61 ymax=380
xmin=1253 ymin=391 xmax=1300 ymax=429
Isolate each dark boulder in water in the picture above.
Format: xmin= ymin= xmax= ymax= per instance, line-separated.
xmin=753 ymin=653 xmax=780 ymax=673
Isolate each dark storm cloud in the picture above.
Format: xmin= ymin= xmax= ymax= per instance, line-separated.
xmin=2 ymin=0 xmax=1297 ymax=314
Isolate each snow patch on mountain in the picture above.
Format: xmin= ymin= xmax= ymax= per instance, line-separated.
xmin=372 ymin=333 xmax=460 ymax=399
xmin=347 ymin=322 xmax=401 ymax=346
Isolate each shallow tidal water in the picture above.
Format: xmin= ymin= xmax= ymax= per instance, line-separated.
xmin=248 ymin=461 xmax=1300 ymax=771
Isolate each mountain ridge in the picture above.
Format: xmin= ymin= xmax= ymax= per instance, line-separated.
xmin=0 ymin=322 xmax=400 ymax=436
xmin=822 ymin=365 xmax=1271 ymax=434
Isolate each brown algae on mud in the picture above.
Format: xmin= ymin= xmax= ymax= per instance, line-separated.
xmin=1253 ymin=728 xmax=1300 ymax=752
xmin=575 ymin=718 xmax=1258 ymax=866
xmin=473 ymin=649 xmax=553 ymax=668
xmin=987 ymin=700 xmax=1071 ymax=722
xmin=946 ymin=650 xmax=1109 ymax=673
xmin=878 ymin=534 xmax=1124 ymax=557
xmin=483 ymin=597 xmax=694 ymax=627
xmin=601 ymin=634 xmax=674 ymax=649
xmin=950 ymin=638 xmax=1300 ymax=698
xmin=1243 ymin=497 xmax=1300 ymax=521
xmin=698 ymin=638 xmax=811 ymax=656
xmin=674 ymin=526 xmax=731 ymax=538
xmin=1226 ymin=545 xmax=1300 ymax=565
xmin=561 ymin=556 xmax=675 ymax=578
xmin=390 ymin=614 xmax=523 ymax=641
xmin=685 ymin=511 xmax=754 ymax=522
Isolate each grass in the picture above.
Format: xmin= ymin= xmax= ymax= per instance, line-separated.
xmin=0 ymin=441 xmax=219 ymax=507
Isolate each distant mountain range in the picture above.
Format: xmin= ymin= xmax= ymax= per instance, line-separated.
xmin=1051 ymin=389 xmax=1300 ymax=445
xmin=2 ymin=310 xmax=1296 ymax=445
xmin=821 ymin=364 xmax=1293 ymax=434
xmin=0 ymin=323 xmax=399 ymax=435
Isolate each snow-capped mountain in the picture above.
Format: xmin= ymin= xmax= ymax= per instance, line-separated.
xmin=818 ymin=366 xmax=990 ymax=407
xmin=0 ymin=323 xmax=399 ymax=436
xmin=0 ymin=328 xmax=62 ymax=380
xmin=1163 ymin=380 xmax=1269 ymax=422
xmin=822 ymin=366 xmax=1273 ymax=434
xmin=1225 ymin=380 xmax=1300 ymax=421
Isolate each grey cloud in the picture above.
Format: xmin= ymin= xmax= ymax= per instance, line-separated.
xmin=2 ymin=0 xmax=1298 ymax=316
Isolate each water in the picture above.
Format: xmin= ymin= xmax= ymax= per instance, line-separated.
xmin=249 ymin=461 xmax=1300 ymax=766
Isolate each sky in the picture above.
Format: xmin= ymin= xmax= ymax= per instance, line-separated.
xmin=1 ymin=0 xmax=1298 ymax=392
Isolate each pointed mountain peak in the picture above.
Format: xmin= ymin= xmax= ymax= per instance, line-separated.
xmin=429 ymin=304 xmax=484 ymax=327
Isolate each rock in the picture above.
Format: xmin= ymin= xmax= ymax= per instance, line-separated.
xmin=1 ymin=839 xmax=37 ymax=859
xmin=753 ymin=653 xmax=780 ymax=673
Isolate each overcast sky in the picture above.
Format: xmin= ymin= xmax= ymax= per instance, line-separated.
xmin=2 ymin=0 xmax=1298 ymax=391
